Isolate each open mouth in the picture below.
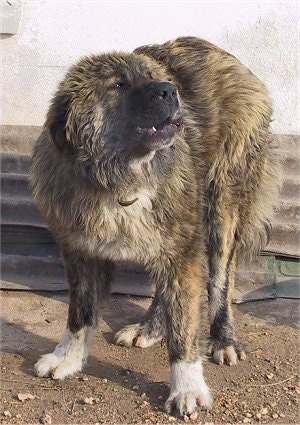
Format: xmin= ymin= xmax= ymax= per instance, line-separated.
xmin=135 ymin=117 xmax=183 ymax=142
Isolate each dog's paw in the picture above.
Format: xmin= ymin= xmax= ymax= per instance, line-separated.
xmin=210 ymin=341 xmax=246 ymax=366
xmin=35 ymin=328 xmax=88 ymax=379
xmin=165 ymin=359 xmax=212 ymax=418
xmin=165 ymin=389 xmax=212 ymax=418
xmin=115 ymin=323 xmax=162 ymax=348
xmin=35 ymin=352 xmax=83 ymax=379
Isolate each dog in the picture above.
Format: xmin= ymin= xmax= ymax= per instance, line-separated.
xmin=30 ymin=36 xmax=280 ymax=418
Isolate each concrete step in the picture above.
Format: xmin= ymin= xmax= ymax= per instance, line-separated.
xmin=1 ymin=152 xmax=31 ymax=174
xmin=1 ymin=197 xmax=45 ymax=227
xmin=280 ymin=177 xmax=300 ymax=201
xmin=1 ymin=172 xmax=32 ymax=198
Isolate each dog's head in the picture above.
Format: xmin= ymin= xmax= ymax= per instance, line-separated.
xmin=46 ymin=53 xmax=182 ymax=164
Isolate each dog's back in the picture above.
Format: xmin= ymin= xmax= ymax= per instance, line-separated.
xmin=136 ymin=36 xmax=281 ymax=261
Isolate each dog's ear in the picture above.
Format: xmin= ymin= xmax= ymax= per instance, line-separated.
xmin=46 ymin=92 xmax=72 ymax=151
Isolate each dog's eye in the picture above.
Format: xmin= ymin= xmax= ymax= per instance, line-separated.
xmin=115 ymin=81 xmax=127 ymax=89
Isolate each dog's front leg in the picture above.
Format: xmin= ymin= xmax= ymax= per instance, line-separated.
xmin=35 ymin=250 xmax=111 ymax=380
xmin=156 ymin=259 xmax=212 ymax=418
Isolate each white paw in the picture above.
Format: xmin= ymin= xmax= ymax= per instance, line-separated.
xmin=35 ymin=328 xmax=89 ymax=379
xmin=115 ymin=323 xmax=162 ymax=348
xmin=213 ymin=345 xmax=246 ymax=366
xmin=35 ymin=352 xmax=83 ymax=379
xmin=165 ymin=359 xmax=212 ymax=417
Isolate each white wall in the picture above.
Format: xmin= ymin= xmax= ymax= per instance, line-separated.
xmin=1 ymin=0 xmax=299 ymax=133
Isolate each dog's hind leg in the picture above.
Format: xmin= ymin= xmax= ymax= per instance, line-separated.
xmin=115 ymin=291 xmax=165 ymax=347
xmin=35 ymin=251 xmax=112 ymax=379
xmin=206 ymin=189 xmax=246 ymax=366
xmin=208 ymin=249 xmax=246 ymax=365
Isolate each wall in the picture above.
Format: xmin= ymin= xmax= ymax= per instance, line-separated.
xmin=1 ymin=0 xmax=299 ymax=133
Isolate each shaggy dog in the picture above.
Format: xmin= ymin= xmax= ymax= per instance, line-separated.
xmin=31 ymin=37 xmax=280 ymax=418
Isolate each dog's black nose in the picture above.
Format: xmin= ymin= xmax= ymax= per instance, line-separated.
xmin=156 ymin=82 xmax=177 ymax=100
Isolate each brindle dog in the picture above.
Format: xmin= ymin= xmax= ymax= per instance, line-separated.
xmin=31 ymin=37 xmax=280 ymax=418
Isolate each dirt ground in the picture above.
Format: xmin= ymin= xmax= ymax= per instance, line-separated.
xmin=1 ymin=291 xmax=299 ymax=424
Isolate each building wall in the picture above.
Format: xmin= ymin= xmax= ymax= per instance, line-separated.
xmin=1 ymin=0 xmax=299 ymax=133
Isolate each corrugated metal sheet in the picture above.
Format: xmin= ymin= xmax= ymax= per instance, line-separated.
xmin=0 ymin=126 xmax=299 ymax=292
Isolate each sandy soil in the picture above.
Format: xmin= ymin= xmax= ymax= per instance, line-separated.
xmin=1 ymin=291 xmax=299 ymax=424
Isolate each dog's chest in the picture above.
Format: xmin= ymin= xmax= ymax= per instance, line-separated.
xmin=71 ymin=191 xmax=163 ymax=262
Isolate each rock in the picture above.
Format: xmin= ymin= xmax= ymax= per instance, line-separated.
xmin=260 ymin=407 xmax=268 ymax=415
xmin=41 ymin=413 xmax=52 ymax=424
xmin=17 ymin=393 xmax=35 ymax=402
xmin=272 ymin=413 xmax=279 ymax=419
xmin=83 ymin=397 xmax=95 ymax=405
xmin=189 ymin=412 xmax=198 ymax=421
xmin=4 ymin=410 xmax=12 ymax=417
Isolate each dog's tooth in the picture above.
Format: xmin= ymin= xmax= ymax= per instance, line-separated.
xmin=152 ymin=126 xmax=157 ymax=132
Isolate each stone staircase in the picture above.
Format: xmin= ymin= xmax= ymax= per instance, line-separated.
xmin=1 ymin=128 xmax=299 ymax=297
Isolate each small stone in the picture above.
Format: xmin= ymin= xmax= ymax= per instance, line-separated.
xmin=270 ymin=402 xmax=277 ymax=407
xmin=183 ymin=415 xmax=189 ymax=422
xmin=168 ymin=416 xmax=176 ymax=422
xmin=279 ymin=413 xmax=285 ymax=418
xmin=157 ymin=395 xmax=163 ymax=400
xmin=245 ymin=413 xmax=252 ymax=418
xmin=102 ymin=378 xmax=108 ymax=383
xmin=141 ymin=393 xmax=146 ymax=398
xmin=123 ymin=379 xmax=129 ymax=383
xmin=260 ymin=407 xmax=268 ymax=415
xmin=132 ymin=385 xmax=139 ymax=390
xmin=16 ymin=414 xmax=22 ymax=419
xmin=266 ymin=373 xmax=274 ymax=380
xmin=83 ymin=397 xmax=95 ymax=405
xmin=17 ymin=393 xmax=35 ymax=402
xmin=272 ymin=414 xmax=279 ymax=419
xmin=41 ymin=413 xmax=52 ymax=424
xmin=189 ymin=411 xmax=198 ymax=421
xmin=4 ymin=411 xmax=12 ymax=417
xmin=243 ymin=418 xmax=251 ymax=424
xmin=256 ymin=413 xmax=261 ymax=419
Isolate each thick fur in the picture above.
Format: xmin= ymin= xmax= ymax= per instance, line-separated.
xmin=31 ymin=37 xmax=280 ymax=417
